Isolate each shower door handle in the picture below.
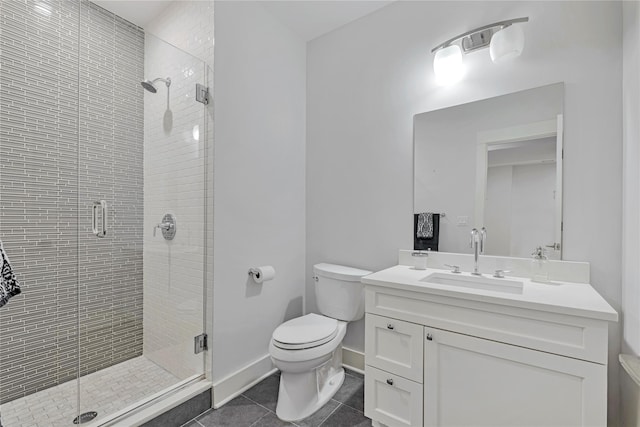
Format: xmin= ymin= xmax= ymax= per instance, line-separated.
xmin=92 ymin=200 xmax=107 ymax=238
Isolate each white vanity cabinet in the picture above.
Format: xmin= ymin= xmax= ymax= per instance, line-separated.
xmin=365 ymin=314 xmax=424 ymax=427
xmin=423 ymin=327 xmax=606 ymax=427
xmin=363 ymin=268 xmax=616 ymax=427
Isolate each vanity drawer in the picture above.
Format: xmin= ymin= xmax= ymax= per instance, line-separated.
xmin=365 ymin=286 xmax=609 ymax=364
xmin=365 ymin=313 xmax=424 ymax=382
xmin=365 ymin=365 xmax=423 ymax=427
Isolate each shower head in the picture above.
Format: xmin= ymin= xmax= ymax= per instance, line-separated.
xmin=141 ymin=80 xmax=157 ymax=93
xmin=141 ymin=77 xmax=171 ymax=93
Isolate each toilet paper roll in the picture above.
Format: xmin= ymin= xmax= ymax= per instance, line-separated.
xmin=251 ymin=266 xmax=276 ymax=283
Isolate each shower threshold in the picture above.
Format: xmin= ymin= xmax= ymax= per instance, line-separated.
xmin=87 ymin=374 xmax=210 ymax=427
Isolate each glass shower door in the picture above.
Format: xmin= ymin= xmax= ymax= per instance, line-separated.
xmin=0 ymin=2 xmax=209 ymax=425
xmin=75 ymin=9 xmax=209 ymax=424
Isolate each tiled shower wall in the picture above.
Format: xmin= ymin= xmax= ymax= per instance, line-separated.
xmin=141 ymin=34 xmax=208 ymax=381
xmin=0 ymin=0 xmax=144 ymax=404
xmin=143 ymin=2 xmax=214 ymax=380
xmin=77 ymin=0 xmax=144 ymax=378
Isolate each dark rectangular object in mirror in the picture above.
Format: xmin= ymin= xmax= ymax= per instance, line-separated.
xmin=414 ymin=213 xmax=440 ymax=251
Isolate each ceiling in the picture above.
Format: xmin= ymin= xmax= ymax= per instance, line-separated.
xmin=92 ymin=0 xmax=393 ymax=41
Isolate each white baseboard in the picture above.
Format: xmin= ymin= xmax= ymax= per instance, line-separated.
xmin=342 ymin=346 xmax=364 ymax=373
xmin=212 ymin=355 xmax=276 ymax=408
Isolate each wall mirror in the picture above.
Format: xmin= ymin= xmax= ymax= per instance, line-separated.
xmin=413 ymin=83 xmax=564 ymax=259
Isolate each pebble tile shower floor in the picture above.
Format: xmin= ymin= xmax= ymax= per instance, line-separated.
xmin=182 ymin=370 xmax=370 ymax=427
xmin=0 ymin=356 xmax=179 ymax=427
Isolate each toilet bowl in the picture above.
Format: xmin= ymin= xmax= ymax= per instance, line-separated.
xmin=269 ymin=263 xmax=371 ymax=422
xmin=270 ymin=315 xmax=347 ymax=421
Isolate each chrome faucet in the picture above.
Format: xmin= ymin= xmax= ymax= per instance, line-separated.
xmin=470 ymin=227 xmax=487 ymax=275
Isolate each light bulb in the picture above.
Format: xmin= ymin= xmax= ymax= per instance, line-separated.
xmin=433 ymin=45 xmax=463 ymax=85
xmin=490 ymin=24 xmax=525 ymax=63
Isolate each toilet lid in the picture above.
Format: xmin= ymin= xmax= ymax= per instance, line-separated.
xmin=272 ymin=313 xmax=338 ymax=350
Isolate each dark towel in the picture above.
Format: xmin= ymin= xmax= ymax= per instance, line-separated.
xmin=414 ymin=213 xmax=440 ymax=251
xmin=417 ymin=213 xmax=434 ymax=239
xmin=0 ymin=239 xmax=21 ymax=308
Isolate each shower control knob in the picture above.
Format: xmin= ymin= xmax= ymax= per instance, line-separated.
xmin=154 ymin=213 xmax=177 ymax=240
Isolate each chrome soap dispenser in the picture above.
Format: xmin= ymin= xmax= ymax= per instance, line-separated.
xmin=531 ymin=246 xmax=549 ymax=283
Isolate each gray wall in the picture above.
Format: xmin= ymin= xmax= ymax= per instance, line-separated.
xmin=0 ymin=0 xmax=144 ymax=403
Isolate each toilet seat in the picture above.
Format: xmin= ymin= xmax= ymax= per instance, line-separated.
xmin=272 ymin=313 xmax=338 ymax=350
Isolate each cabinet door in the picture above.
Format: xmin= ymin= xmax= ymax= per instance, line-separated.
xmin=365 ymin=365 xmax=423 ymax=427
xmin=424 ymin=328 xmax=607 ymax=427
xmin=365 ymin=313 xmax=424 ymax=382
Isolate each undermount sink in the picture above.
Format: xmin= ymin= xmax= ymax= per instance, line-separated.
xmin=421 ymin=272 xmax=524 ymax=294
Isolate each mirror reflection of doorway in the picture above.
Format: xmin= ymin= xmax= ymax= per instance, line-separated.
xmin=485 ymin=138 xmax=557 ymax=258
xmin=476 ymin=116 xmax=563 ymax=259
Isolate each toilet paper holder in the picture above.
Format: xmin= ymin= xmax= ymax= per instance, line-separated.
xmin=248 ymin=266 xmax=276 ymax=283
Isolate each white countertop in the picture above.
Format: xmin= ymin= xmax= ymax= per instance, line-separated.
xmin=362 ymin=265 xmax=618 ymax=322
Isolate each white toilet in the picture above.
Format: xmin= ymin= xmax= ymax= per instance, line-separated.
xmin=269 ymin=263 xmax=371 ymax=422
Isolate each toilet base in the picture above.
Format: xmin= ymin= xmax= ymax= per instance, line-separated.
xmin=275 ymin=364 xmax=345 ymax=422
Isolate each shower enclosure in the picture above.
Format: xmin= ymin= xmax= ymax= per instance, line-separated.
xmin=0 ymin=1 xmax=211 ymax=425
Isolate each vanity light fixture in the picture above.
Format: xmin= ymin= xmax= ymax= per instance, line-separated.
xmin=433 ymin=45 xmax=464 ymax=85
xmin=432 ymin=17 xmax=529 ymax=83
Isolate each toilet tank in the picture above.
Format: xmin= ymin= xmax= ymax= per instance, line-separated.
xmin=313 ymin=263 xmax=372 ymax=321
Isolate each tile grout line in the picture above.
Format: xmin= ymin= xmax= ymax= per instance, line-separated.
xmin=317 ymin=402 xmax=344 ymax=427
xmin=240 ymin=393 xmax=277 ymax=415
xmin=340 ymin=400 xmax=365 ymax=414
xmin=240 ymin=393 xmax=348 ymax=427
xmin=248 ymin=412 xmax=271 ymax=427
xmin=243 ymin=404 xmax=300 ymax=427
xmin=239 ymin=393 xmax=301 ymax=425
xmin=191 ymin=408 xmax=212 ymax=426
xmin=181 ymin=413 xmax=206 ymax=427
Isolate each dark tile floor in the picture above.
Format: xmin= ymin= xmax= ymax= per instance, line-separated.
xmin=182 ymin=370 xmax=371 ymax=427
